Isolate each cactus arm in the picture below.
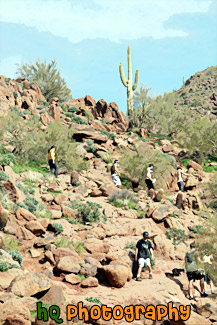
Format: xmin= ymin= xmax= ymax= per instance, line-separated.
xmin=133 ymin=69 xmax=139 ymax=91
xmin=119 ymin=62 xmax=128 ymax=87
xmin=128 ymin=46 xmax=132 ymax=83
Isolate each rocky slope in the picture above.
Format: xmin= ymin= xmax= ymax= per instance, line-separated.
xmin=175 ymin=66 xmax=217 ymax=116
xmin=0 ymin=76 xmax=216 ymax=325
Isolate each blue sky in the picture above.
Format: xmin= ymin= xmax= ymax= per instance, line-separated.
xmin=0 ymin=0 xmax=216 ymax=113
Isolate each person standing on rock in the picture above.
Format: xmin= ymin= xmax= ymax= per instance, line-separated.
xmin=185 ymin=242 xmax=207 ymax=300
xmin=48 ymin=146 xmax=58 ymax=178
xmin=111 ymin=160 xmax=122 ymax=188
xmin=145 ymin=164 xmax=156 ymax=190
xmin=177 ymin=166 xmax=189 ymax=192
xmin=135 ymin=231 xmax=154 ymax=281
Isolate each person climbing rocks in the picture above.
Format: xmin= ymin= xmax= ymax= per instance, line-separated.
xmin=203 ymin=253 xmax=215 ymax=295
xmin=135 ymin=231 xmax=154 ymax=281
xmin=177 ymin=166 xmax=189 ymax=192
xmin=145 ymin=164 xmax=156 ymax=190
xmin=48 ymin=146 xmax=58 ymax=178
xmin=111 ymin=160 xmax=122 ymax=188
xmin=185 ymin=242 xmax=207 ymax=300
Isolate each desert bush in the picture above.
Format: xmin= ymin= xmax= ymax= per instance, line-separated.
xmin=109 ymin=189 xmax=137 ymax=209
xmin=166 ymin=227 xmax=187 ymax=246
xmin=202 ymin=174 xmax=217 ymax=208
xmin=100 ymin=130 xmax=116 ymax=140
xmin=101 ymin=152 xmax=113 ymax=164
xmin=54 ymin=237 xmax=70 ymax=248
xmin=0 ymin=262 xmax=9 ymax=272
xmin=85 ymin=297 xmax=102 ymax=306
xmin=0 ymin=171 xmax=9 ymax=181
xmin=8 ymin=250 xmax=23 ymax=265
xmin=24 ymin=195 xmax=40 ymax=213
xmin=16 ymin=58 xmax=72 ymax=101
xmin=3 ymin=234 xmax=21 ymax=251
xmin=51 ymin=223 xmax=64 ymax=235
xmin=71 ymin=241 xmax=85 ymax=255
xmin=86 ymin=140 xmax=96 ymax=154
xmin=70 ymin=114 xmax=88 ymax=125
xmin=70 ymin=200 xmax=102 ymax=224
xmin=23 ymin=171 xmax=42 ymax=185
xmin=124 ymin=241 xmax=136 ymax=251
xmin=0 ymin=152 xmax=16 ymax=166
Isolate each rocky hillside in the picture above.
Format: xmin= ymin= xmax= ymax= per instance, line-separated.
xmin=0 ymin=76 xmax=216 ymax=325
xmin=175 ymin=66 xmax=217 ymax=116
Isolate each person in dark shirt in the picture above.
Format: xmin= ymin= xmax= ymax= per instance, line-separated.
xmin=135 ymin=231 xmax=154 ymax=281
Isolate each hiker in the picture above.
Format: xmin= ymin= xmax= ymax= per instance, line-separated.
xmin=203 ymin=253 xmax=215 ymax=295
xmin=135 ymin=231 xmax=154 ymax=281
xmin=177 ymin=166 xmax=189 ymax=192
xmin=145 ymin=164 xmax=156 ymax=190
xmin=111 ymin=160 xmax=122 ymax=188
xmin=48 ymin=146 xmax=58 ymax=178
xmin=185 ymin=242 xmax=208 ymax=300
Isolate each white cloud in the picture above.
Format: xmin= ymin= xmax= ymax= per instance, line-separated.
xmin=0 ymin=0 xmax=212 ymax=43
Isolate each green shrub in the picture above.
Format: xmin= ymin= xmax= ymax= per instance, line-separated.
xmin=101 ymin=152 xmax=113 ymax=164
xmin=101 ymin=118 xmax=109 ymax=125
xmin=70 ymin=114 xmax=88 ymax=125
xmin=8 ymin=250 xmax=23 ymax=265
xmin=100 ymin=130 xmax=116 ymax=140
xmin=54 ymin=237 xmax=70 ymax=248
xmin=16 ymin=58 xmax=72 ymax=101
xmin=0 ymin=260 xmax=20 ymax=272
xmin=70 ymin=200 xmax=102 ymax=224
xmin=109 ymin=190 xmax=137 ymax=209
xmin=68 ymin=106 xmax=78 ymax=113
xmin=24 ymin=195 xmax=40 ymax=213
xmin=85 ymin=297 xmax=102 ymax=306
xmin=0 ymin=262 xmax=9 ymax=272
xmin=191 ymin=225 xmax=203 ymax=234
xmin=0 ymin=153 xmax=16 ymax=166
xmin=3 ymin=235 xmax=21 ymax=251
xmin=0 ymin=171 xmax=9 ymax=181
xmin=124 ymin=241 xmax=136 ymax=251
xmin=86 ymin=140 xmax=96 ymax=154
xmin=13 ymin=91 xmax=18 ymax=99
xmin=52 ymin=223 xmax=64 ymax=235
xmin=71 ymin=241 xmax=85 ymax=255
xmin=166 ymin=227 xmax=187 ymax=245
xmin=137 ymin=209 xmax=146 ymax=219
xmin=209 ymin=200 xmax=217 ymax=211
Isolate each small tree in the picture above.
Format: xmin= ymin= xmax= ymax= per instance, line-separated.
xmin=16 ymin=59 xmax=72 ymax=102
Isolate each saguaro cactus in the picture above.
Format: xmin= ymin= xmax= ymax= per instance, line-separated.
xmin=119 ymin=46 xmax=139 ymax=115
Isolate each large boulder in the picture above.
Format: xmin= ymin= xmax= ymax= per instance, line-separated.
xmin=25 ymin=220 xmax=46 ymax=236
xmin=65 ymin=274 xmax=81 ymax=285
xmin=187 ymin=160 xmax=203 ymax=171
xmin=146 ymin=201 xmax=179 ymax=222
xmin=0 ymin=299 xmax=31 ymax=324
xmin=16 ymin=208 xmax=37 ymax=224
xmin=0 ymin=269 xmax=24 ymax=290
xmin=98 ymin=264 xmax=130 ymax=288
xmin=73 ymin=126 xmax=108 ymax=143
xmin=80 ymin=276 xmax=98 ymax=288
xmin=84 ymin=238 xmax=110 ymax=254
xmin=7 ymin=272 xmax=51 ymax=297
xmin=56 ymin=256 xmax=81 ymax=273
